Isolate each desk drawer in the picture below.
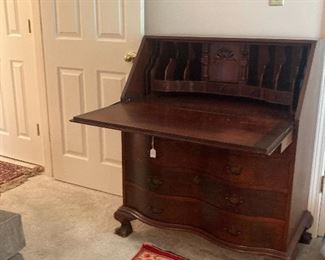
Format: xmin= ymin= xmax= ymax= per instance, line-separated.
xmin=125 ymin=183 xmax=285 ymax=250
xmin=202 ymin=207 xmax=285 ymax=250
xmin=223 ymin=152 xmax=293 ymax=192
xmin=125 ymin=183 xmax=199 ymax=225
xmin=126 ymin=168 xmax=288 ymax=219
xmin=124 ymin=133 xmax=292 ymax=192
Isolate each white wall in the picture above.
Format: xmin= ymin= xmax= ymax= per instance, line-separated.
xmin=145 ymin=0 xmax=324 ymax=39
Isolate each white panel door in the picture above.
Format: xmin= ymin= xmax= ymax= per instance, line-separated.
xmin=41 ymin=0 xmax=143 ymax=195
xmin=0 ymin=0 xmax=44 ymax=164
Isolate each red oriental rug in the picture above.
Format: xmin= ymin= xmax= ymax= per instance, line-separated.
xmin=0 ymin=160 xmax=43 ymax=193
xmin=132 ymin=243 xmax=189 ymax=260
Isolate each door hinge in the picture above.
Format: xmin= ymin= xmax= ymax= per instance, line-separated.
xmin=321 ymin=175 xmax=325 ymax=194
xmin=28 ymin=19 xmax=32 ymax=33
xmin=36 ymin=124 xmax=40 ymax=136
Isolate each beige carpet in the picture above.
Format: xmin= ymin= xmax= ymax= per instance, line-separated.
xmin=0 ymin=175 xmax=323 ymax=260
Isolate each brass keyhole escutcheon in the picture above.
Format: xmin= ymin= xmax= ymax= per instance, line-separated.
xmin=226 ymin=165 xmax=243 ymax=176
xmin=147 ymin=176 xmax=163 ymax=191
xmin=124 ymin=51 xmax=137 ymax=63
xmin=150 ymin=206 xmax=164 ymax=214
xmin=225 ymin=194 xmax=244 ymax=206
xmin=224 ymin=226 xmax=241 ymax=237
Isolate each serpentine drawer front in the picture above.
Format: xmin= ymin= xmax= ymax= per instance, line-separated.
xmin=72 ymin=36 xmax=316 ymax=259
xmin=125 ymin=183 xmax=286 ymax=250
xmin=124 ymin=134 xmax=293 ymax=192
xmin=125 ymin=136 xmax=288 ymax=220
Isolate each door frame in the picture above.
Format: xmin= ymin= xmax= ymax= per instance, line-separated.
xmin=307 ymin=39 xmax=325 ymax=237
xmin=28 ymin=0 xmax=52 ymax=175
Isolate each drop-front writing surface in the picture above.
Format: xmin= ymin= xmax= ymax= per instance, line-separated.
xmin=74 ymin=95 xmax=294 ymax=155
xmin=72 ymin=36 xmax=316 ymax=259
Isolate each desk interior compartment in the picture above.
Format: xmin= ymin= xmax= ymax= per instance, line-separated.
xmin=72 ymin=36 xmax=315 ymax=156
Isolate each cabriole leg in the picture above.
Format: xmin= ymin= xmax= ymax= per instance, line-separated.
xmin=299 ymin=229 xmax=312 ymax=245
xmin=114 ymin=207 xmax=136 ymax=238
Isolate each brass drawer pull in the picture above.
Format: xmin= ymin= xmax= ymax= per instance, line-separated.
xmin=147 ymin=176 xmax=163 ymax=191
xmin=226 ymin=165 xmax=242 ymax=176
xmin=225 ymin=194 xmax=244 ymax=206
xmin=224 ymin=226 xmax=241 ymax=237
xmin=150 ymin=206 xmax=164 ymax=214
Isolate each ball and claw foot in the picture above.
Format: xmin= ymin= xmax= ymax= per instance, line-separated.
xmin=115 ymin=221 xmax=133 ymax=237
xmin=299 ymin=230 xmax=312 ymax=245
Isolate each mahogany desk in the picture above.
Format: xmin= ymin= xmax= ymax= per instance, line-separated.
xmin=73 ymin=36 xmax=316 ymax=259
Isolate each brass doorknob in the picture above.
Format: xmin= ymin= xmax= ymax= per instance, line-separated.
xmin=124 ymin=51 xmax=137 ymax=63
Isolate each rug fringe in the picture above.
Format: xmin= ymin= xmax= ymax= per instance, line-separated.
xmin=0 ymin=175 xmax=28 ymax=193
xmin=0 ymin=161 xmax=44 ymax=193
xmin=26 ymin=165 xmax=44 ymax=177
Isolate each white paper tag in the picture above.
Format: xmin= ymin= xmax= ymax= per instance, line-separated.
xmin=150 ymin=148 xmax=156 ymax=158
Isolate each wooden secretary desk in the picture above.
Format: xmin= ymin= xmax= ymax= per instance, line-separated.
xmin=72 ymin=36 xmax=316 ymax=259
